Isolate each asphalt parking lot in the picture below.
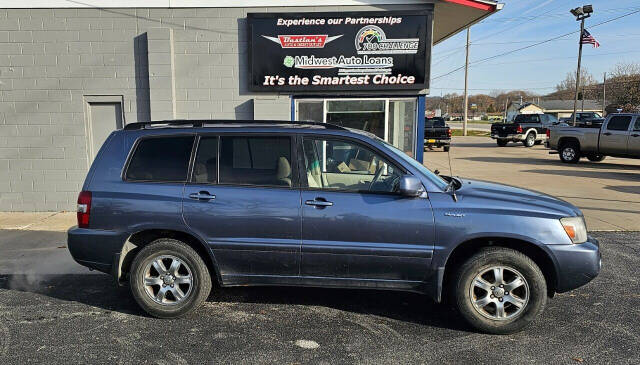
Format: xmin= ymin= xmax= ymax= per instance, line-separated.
xmin=0 ymin=228 xmax=638 ymax=364
xmin=425 ymin=136 xmax=640 ymax=231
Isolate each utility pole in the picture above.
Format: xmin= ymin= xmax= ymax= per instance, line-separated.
xmin=570 ymin=5 xmax=593 ymax=126
xmin=463 ymin=27 xmax=470 ymax=136
xmin=602 ymin=72 xmax=606 ymax=115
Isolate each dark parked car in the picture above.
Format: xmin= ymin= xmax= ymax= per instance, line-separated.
xmin=68 ymin=120 xmax=600 ymax=334
xmin=559 ymin=112 xmax=604 ymax=127
xmin=491 ymin=113 xmax=558 ymax=147
xmin=424 ymin=117 xmax=451 ymax=151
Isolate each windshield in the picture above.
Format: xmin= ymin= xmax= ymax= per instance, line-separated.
xmin=379 ymin=139 xmax=448 ymax=191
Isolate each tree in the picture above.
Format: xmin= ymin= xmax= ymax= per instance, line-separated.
xmin=607 ymin=62 xmax=640 ymax=112
xmin=554 ymin=69 xmax=597 ymax=100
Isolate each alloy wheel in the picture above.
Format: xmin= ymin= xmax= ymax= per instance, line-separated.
xmin=469 ymin=266 xmax=530 ymax=320
xmin=143 ymin=255 xmax=194 ymax=305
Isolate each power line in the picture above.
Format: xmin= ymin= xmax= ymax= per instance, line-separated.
xmin=432 ymin=8 xmax=640 ymax=81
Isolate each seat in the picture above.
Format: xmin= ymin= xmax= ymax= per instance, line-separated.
xmin=276 ymin=156 xmax=292 ymax=186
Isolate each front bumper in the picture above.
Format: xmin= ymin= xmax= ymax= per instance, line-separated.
xmin=548 ymin=235 xmax=601 ymax=293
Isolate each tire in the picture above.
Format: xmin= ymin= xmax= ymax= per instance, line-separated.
xmin=454 ymin=247 xmax=547 ymax=334
xmin=522 ymin=132 xmax=536 ymax=147
xmin=129 ymin=238 xmax=212 ymax=318
xmin=443 ymin=146 xmax=450 ymax=152
xmin=586 ymin=154 xmax=606 ymax=162
xmin=496 ymin=139 xmax=508 ymax=147
xmin=559 ymin=141 xmax=581 ymax=163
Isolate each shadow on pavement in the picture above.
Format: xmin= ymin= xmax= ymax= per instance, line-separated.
xmin=605 ymin=185 xmax=640 ymax=195
xmin=0 ymin=273 xmax=469 ymax=332
xmin=463 ymin=156 xmax=640 ymax=171
xmin=522 ymin=168 xmax=640 ymax=182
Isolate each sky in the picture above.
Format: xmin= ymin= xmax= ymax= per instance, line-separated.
xmin=429 ymin=0 xmax=640 ymax=96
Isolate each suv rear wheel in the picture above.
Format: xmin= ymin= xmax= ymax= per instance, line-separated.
xmin=454 ymin=247 xmax=547 ymax=334
xmin=559 ymin=141 xmax=581 ymax=163
xmin=130 ymin=238 xmax=212 ymax=318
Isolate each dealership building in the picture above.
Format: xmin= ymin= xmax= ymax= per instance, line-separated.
xmin=0 ymin=0 xmax=501 ymax=211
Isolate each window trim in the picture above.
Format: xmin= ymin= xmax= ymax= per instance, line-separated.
xmin=122 ymin=133 xmax=196 ymax=184
xmin=187 ymin=132 xmax=299 ymax=189
xmin=299 ymin=134 xmax=408 ymax=195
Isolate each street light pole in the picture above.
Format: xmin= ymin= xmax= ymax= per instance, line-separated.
xmin=572 ymin=18 xmax=585 ymax=126
xmin=570 ymin=4 xmax=593 ymax=126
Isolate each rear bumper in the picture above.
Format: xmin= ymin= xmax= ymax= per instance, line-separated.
xmin=491 ymin=133 xmax=524 ymax=141
xmin=67 ymin=226 xmax=128 ymax=274
xmin=548 ymin=235 xmax=601 ymax=293
xmin=424 ymin=138 xmax=450 ymax=146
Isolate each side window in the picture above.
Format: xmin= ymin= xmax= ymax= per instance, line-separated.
xmin=125 ymin=136 xmax=194 ymax=182
xmin=634 ymin=117 xmax=640 ymax=131
xmin=540 ymin=114 xmax=548 ymax=124
xmin=606 ymin=116 xmax=632 ymax=131
xmin=192 ymin=136 xmax=218 ymax=184
xmin=302 ymin=137 xmax=402 ymax=193
xmin=219 ymin=136 xmax=292 ymax=187
xmin=547 ymin=114 xmax=558 ymax=124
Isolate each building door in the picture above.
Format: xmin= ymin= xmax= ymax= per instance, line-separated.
xmin=84 ymin=96 xmax=124 ymax=163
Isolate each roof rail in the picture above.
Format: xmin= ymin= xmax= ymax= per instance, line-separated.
xmin=123 ymin=119 xmax=346 ymax=131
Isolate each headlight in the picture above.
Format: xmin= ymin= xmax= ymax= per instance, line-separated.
xmin=560 ymin=216 xmax=587 ymax=244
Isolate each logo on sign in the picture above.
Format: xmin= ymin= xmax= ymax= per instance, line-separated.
xmin=262 ymin=34 xmax=343 ymax=48
xmin=355 ymin=25 xmax=419 ymax=54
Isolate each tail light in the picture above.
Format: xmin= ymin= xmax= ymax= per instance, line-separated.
xmin=546 ymin=129 xmax=551 ymax=138
xmin=77 ymin=191 xmax=92 ymax=228
xmin=516 ymin=125 xmax=523 ymax=133
xmin=447 ymin=129 xmax=452 ymax=138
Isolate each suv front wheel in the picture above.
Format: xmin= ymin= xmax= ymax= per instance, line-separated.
xmin=129 ymin=238 xmax=212 ymax=318
xmin=454 ymin=247 xmax=547 ymax=334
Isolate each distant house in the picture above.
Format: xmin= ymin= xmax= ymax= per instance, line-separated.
xmin=506 ymin=102 xmax=544 ymax=122
xmin=537 ymin=99 xmax=602 ymax=119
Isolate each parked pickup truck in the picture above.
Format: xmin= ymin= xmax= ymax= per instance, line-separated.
xmin=424 ymin=117 xmax=451 ymax=151
xmin=490 ymin=113 xmax=558 ymax=147
xmin=548 ymin=113 xmax=640 ymax=163
xmin=559 ymin=112 xmax=605 ymax=128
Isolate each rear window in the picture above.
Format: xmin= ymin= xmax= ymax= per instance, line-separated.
xmin=514 ymin=114 xmax=540 ymax=123
xmin=125 ymin=136 xmax=194 ymax=182
xmin=426 ymin=118 xmax=445 ymax=127
xmin=219 ymin=136 xmax=292 ymax=187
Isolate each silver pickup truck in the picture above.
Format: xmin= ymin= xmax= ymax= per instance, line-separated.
xmin=547 ymin=113 xmax=640 ymax=163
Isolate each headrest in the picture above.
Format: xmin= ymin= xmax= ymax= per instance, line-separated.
xmin=276 ymin=157 xmax=291 ymax=179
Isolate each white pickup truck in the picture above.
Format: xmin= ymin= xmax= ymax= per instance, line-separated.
xmin=547 ymin=113 xmax=640 ymax=163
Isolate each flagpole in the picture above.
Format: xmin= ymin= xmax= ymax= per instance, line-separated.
xmin=572 ymin=18 xmax=585 ymax=127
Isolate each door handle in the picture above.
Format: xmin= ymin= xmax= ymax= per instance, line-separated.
xmin=603 ymin=132 xmax=612 ymax=136
xmin=189 ymin=191 xmax=216 ymax=201
xmin=305 ymin=198 xmax=333 ymax=208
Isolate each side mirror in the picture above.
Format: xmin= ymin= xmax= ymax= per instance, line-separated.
xmin=399 ymin=175 xmax=425 ymax=197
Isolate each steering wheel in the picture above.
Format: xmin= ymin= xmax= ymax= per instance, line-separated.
xmin=368 ymin=164 xmax=385 ymax=191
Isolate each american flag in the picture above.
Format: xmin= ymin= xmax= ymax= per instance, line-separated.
xmin=581 ymin=29 xmax=600 ymax=48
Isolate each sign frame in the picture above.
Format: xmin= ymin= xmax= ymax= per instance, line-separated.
xmin=247 ymin=9 xmax=433 ymax=93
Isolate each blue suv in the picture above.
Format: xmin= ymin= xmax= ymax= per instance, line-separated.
xmin=68 ymin=120 xmax=601 ymax=334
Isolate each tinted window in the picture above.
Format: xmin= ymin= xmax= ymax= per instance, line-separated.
xmin=607 ymin=116 xmax=632 ymax=131
xmin=192 ymin=137 xmax=218 ymax=184
xmin=634 ymin=117 xmax=640 ymax=131
xmin=219 ymin=136 xmax=292 ymax=187
xmin=126 ymin=136 xmax=194 ymax=182
xmin=547 ymin=114 xmax=558 ymax=124
xmin=514 ymin=114 xmax=540 ymax=123
xmin=426 ymin=118 xmax=445 ymax=127
xmin=302 ymin=137 xmax=402 ymax=193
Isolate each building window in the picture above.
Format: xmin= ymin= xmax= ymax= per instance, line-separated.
xmin=295 ymin=98 xmax=417 ymax=157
